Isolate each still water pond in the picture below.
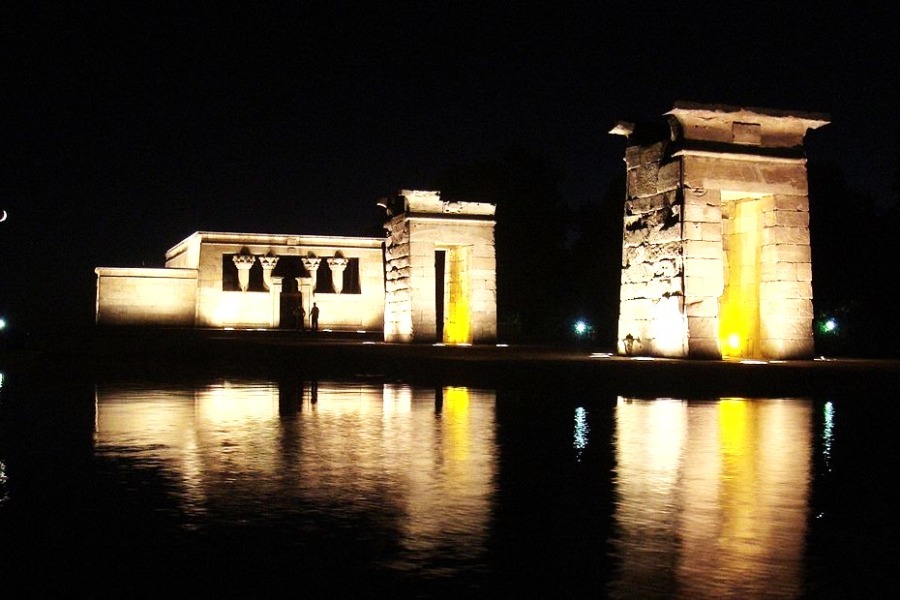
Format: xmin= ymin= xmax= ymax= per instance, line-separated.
xmin=0 ymin=373 xmax=896 ymax=598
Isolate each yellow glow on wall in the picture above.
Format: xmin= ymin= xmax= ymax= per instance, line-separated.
xmin=444 ymin=246 xmax=471 ymax=344
xmin=719 ymin=197 xmax=762 ymax=358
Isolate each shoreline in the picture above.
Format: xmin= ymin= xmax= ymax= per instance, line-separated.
xmin=3 ymin=328 xmax=900 ymax=397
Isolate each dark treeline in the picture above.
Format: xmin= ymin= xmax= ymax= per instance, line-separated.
xmin=433 ymin=147 xmax=622 ymax=345
xmin=808 ymin=160 xmax=900 ymax=358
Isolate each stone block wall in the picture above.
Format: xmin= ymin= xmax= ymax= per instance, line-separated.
xmin=383 ymin=215 xmax=414 ymax=342
xmin=95 ymin=267 xmax=198 ymax=326
xmin=383 ymin=190 xmax=496 ymax=344
xmin=173 ymin=232 xmax=384 ymax=330
xmin=613 ymin=102 xmax=828 ymax=360
xmin=618 ymin=140 xmax=690 ymax=357
xmin=758 ymin=193 xmax=814 ymax=358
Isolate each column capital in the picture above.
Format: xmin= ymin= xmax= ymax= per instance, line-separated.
xmin=259 ymin=255 xmax=279 ymax=269
xmin=232 ymin=254 xmax=256 ymax=269
xmin=327 ymin=257 xmax=349 ymax=270
xmin=301 ymin=257 xmax=322 ymax=271
xmin=232 ymin=254 xmax=256 ymax=292
xmin=327 ymin=257 xmax=348 ymax=293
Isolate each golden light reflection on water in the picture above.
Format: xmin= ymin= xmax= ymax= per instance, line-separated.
xmin=93 ymin=380 xmax=496 ymax=574
xmin=610 ymin=397 xmax=811 ymax=599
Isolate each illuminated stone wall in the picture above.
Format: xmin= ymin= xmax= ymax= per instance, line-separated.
xmin=96 ymin=232 xmax=385 ymax=331
xmin=167 ymin=232 xmax=385 ymax=330
xmin=95 ymin=267 xmax=198 ymax=326
xmin=95 ymin=191 xmax=497 ymax=342
xmin=612 ymin=103 xmax=828 ymax=359
xmin=383 ymin=190 xmax=497 ymax=344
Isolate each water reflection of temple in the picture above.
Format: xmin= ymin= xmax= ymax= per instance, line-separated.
xmin=93 ymin=380 xmax=496 ymax=573
xmin=609 ymin=397 xmax=811 ymax=599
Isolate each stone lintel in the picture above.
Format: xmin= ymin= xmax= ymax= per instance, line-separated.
xmin=682 ymin=155 xmax=810 ymax=196
xmin=667 ymin=102 xmax=829 ymax=148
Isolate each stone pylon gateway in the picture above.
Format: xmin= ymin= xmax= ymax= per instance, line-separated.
xmin=382 ymin=190 xmax=497 ymax=344
xmin=611 ymin=102 xmax=829 ymax=360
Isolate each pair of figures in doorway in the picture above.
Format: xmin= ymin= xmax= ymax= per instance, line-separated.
xmin=292 ymin=302 xmax=319 ymax=331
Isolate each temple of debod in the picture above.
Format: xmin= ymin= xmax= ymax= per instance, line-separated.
xmin=611 ymin=102 xmax=828 ymax=360
xmin=95 ymin=190 xmax=498 ymax=344
xmin=96 ymin=101 xmax=829 ymax=358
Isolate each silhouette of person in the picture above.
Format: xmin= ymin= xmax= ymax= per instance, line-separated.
xmin=311 ymin=302 xmax=319 ymax=332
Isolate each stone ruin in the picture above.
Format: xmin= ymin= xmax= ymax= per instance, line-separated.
xmin=382 ymin=190 xmax=497 ymax=344
xmin=611 ymin=102 xmax=829 ymax=360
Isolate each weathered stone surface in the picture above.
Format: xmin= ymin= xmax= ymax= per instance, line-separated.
xmin=760 ymin=280 xmax=813 ymax=300
xmin=683 ymin=156 xmax=809 ymax=196
xmin=683 ymin=221 xmax=723 ymax=242
xmin=760 ymin=337 xmax=815 ymax=360
xmin=686 ymin=315 xmax=719 ymax=340
xmin=761 ymin=244 xmax=811 ymax=264
xmin=683 ymin=240 xmax=724 ymax=261
xmin=761 ymin=226 xmax=810 ymax=246
xmin=764 ymin=194 xmax=809 ymax=212
xmin=616 ymin=103 xmax=825 ymax=360
xmin=764 ymin=210 xmax=809 ymax=228
xmin=684 ymin=296 xmax=719 ymax=318
xmin=626 ymin=190 xmax=678 ymax=214
xmin=683 ymin=257 xmax=721 ymax=280
xmin=760 ymin=298 xmax=813 ymax=318
xmin=684 ymin=275 xmax=722 ymax=298
xmin=760 ymin=261 xmax=812 ymax=282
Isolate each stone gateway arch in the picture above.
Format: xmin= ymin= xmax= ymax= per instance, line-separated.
xmin=611 ymin=102 xmax=829 ymax=360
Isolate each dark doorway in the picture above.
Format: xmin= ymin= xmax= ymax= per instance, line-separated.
xmin=281 ymin=293 xmax=304 ymax=330
xmin=435 ymin=250 xmax=446 ymax=341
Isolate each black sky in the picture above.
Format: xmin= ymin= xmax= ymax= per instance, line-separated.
xmin=2 ymin=2 xmax=898 ymax=334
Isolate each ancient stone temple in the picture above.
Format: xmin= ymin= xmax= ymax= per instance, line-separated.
xmin=95 ymin=190 xmax=497 ymax=344
xmin=611 ymin=102 xmax=829 ymax=359
xmin=382 ymin=190 xmax=497 ymax=344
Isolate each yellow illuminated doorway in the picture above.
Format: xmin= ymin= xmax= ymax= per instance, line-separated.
xmin=440 ymin=246 xmax=471 ymax=344
xmin=719 ymin=196 xmax=762 ymax=358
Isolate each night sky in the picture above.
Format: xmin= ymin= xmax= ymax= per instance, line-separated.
xmin=2 ymin=3 xmax=898 ymax=337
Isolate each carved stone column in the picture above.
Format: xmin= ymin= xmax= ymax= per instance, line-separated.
xmin=327 ymin=257 xmax=349 ymax=294
xmin=269 ymin=276 xmax=283 ymax=327
xmin=301 ymin=257 xmax=321 ymax=291
xmin=259 ymin=254 xmax=279 ymax=291
xmin=296 ymin=276 xmax=313 ymax=326
xmin=232 ymin=254 xmax=256 ymax=292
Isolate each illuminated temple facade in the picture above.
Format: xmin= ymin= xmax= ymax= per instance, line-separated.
xmin=95 ymin=190 xmax=497 ymax=344
xmin=611 ymin=102 xmax=829 ymax=360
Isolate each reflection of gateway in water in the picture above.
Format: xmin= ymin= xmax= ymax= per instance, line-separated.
xmin=609 ymin=397 xmax=811 ymax=598
xmin=93 ymin=380 xmax=497 ymax=571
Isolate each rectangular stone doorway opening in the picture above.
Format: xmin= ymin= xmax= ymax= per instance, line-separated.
xmin=436 ymin=246 xmax=471 ymax=344
xmin=719 ymin=192 xmax=766 ymax=358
